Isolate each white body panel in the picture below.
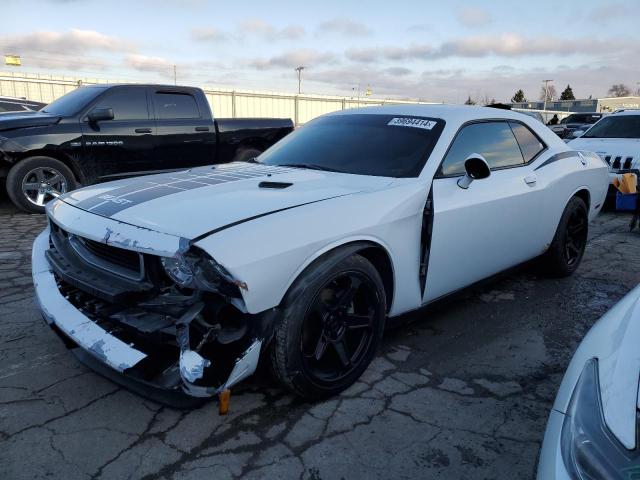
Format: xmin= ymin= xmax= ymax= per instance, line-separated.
xmin=538 ymin=284 xmax=640 ymax=478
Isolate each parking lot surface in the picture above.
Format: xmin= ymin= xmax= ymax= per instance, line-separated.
xmin=1 ymin=197 xmax=639 ymax=480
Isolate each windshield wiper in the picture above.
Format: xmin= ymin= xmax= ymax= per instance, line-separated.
xmin=278 ymin=163 xmax=342 ymax=173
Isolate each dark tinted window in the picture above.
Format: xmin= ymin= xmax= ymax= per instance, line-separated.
xmin=0 ymin=102 xmax=26 ymax=112
xmin=153 ymin=93 xmax=199 ymax=119
xmin=259 ymin=114 xmax=445 ymax=178
xmin=509 ymin=122 xmax=545 ymax=162
xmin=439 ymin=122 xmax=524 ymax=176
xmin=93 ymin=88 xmax=149 ymax=120
xmin=42 ymin=86 xmax=106 ymax=115
xmin=583 ymin=116 xmax=640 ymax=139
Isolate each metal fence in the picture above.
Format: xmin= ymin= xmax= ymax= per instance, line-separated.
xmin=0 ymin=70 xmax=435 ymax=125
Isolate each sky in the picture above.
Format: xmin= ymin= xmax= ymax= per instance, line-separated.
xmin=1 ymin=0 xmax=639 ymax=103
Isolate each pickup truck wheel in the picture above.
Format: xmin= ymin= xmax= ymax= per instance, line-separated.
xmin=541 ymin=196 xmax=588 ymax=277
xmin=6 ymin=156 xmax=76 ymax=214
xmin=270 ymin=253 xmax=386 ymax=399
xmin=233 ymin=148 xmax=262 ymax=163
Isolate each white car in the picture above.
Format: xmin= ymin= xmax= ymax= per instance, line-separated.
xmin=32 ymin=105 xmax=609 ymax=400
xmin=569 ymin=110 xmax=640 ymax=183
xmin=537 ymin=284 xmax=640 ymax=479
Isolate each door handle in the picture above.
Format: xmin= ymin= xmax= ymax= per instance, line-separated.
xmin=135 ymin=128 xmax=152 ymax=134
xmin=195 ymin=126 xmax=210 ymax=132
xmin=524 ymin=174 xmax=537 ymax=186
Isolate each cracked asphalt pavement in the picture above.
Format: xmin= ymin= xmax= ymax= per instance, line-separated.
xmin=1 ymin=195 xmax=639 ymax=480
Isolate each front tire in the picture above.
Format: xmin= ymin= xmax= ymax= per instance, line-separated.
xmin=6 ymin=156 xmax=76 ymax=213
xmin=270 ymin=253 xmax=386 ymax=399
xmin=541 ymin=196 xmax=588 ymax=277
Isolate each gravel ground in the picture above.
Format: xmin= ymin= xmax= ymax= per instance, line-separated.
xmin=1 ymin=196 xmax=639 ymax=480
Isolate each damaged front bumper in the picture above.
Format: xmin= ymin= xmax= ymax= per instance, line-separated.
xmin=32 ymin=227 xmax=270 ymax=400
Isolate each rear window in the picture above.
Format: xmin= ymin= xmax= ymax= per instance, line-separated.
xmin=583 ymin=116 xmax=640 ymax=139
xmin=258 ymin=114 xmax=445 ymax=178
xmin=153 ymin=92 xmax=200 ymax=120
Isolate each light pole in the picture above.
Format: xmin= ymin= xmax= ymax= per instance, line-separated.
xmin=542 ymin=79 xmax=553 ymax=119
xmin=295 ymin=66 xmax=305 ymax=94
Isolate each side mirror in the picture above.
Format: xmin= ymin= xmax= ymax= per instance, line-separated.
xmin=87 ymin=107 xmax=114 ymax=123
xmin=457 ymin=154 xmax=491 ymax=189
xmin=570 ymin=130 xmax=585 ymax=138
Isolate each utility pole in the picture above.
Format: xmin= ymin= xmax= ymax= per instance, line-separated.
xmin=173 ymin=65 xmax=177 ymax=85
xmin=295 ymin=66 xmax=305 ymax=94
xmin=542 ymin=79 xmax=553 ymax=117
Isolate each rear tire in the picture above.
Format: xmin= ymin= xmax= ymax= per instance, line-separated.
xmin=270 ymin=253 xmax=386 ymax=399
xmin=541 ymin=196 xmax=588 ymax=277
xmin=6 ymin=156 xmax=76 ymax=214
xmin=233 ymin=148 xmax=262 ymax=163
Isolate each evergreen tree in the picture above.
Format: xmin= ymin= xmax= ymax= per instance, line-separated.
xmin=464 ymin=96 xmax=476 ymax=105
xmin=511 ymin=89 xmax=526 ymax=103
xmin=560 ymin=85 xmax=575 ymax=101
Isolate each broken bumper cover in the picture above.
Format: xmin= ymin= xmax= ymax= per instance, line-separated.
xmin=32 ymin=228 xmax=263 ymax=398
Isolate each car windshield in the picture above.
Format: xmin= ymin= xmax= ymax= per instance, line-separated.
xmin=42 ymin=86 xmax=107 ymax=115
xmin=258 ymin=114 xmax=445 ymax=178
xmin=582 ymin=115 xmax=640 ymax=139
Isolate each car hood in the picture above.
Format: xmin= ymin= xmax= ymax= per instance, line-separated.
xmin=569 ymin=137 xmax=640 ymax=158
xmin=553 ymin=284 xmax=640 ymax=450
xmin=60 ymin=162 xmax=395 ymax=239
xmin=0 ymin=111 xmax=62 ymax=131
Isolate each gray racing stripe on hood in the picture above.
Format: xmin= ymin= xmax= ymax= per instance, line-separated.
xmin=75 ymin=163 xmax=292 ymax=217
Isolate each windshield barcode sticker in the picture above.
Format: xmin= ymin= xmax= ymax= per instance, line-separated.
xmin=388 ymin=117 xmax=437 ymax=130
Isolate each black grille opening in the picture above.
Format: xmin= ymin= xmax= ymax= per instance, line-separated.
xmin=79 ymin=237 xmax=141 ymax=272
xmin=624 ymin=157 xmax=633 ymax=170
xmin=612 ymin=156 xmax=622 ymax=169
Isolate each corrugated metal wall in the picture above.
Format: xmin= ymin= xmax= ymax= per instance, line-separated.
xmin=0 ymin=70 xmax=435 ymax=124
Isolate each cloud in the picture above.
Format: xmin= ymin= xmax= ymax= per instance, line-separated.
xmin=249 ymin=49 xmax=336 ymax=69
xmin=456 ymin=7 xmax=492 ymax=27
xmin=124 ymin=54 xmax=174 ymax=75
xmin=0 ymin=29 xmax=133 ymax=54
xmin=317 ymin=18 xmax=372 ymax=36
xmin=237 ymin=19 xmax=305 ymax=40
xmin=346 ymin=44 xmax=433 ymax=62
xmin=345 ymin=33 xmax=635 ymax=63
xmin=190 ymin=27 xmax=227 ymax=42
xmin=384 ymin=67 xmax=412 ymax=76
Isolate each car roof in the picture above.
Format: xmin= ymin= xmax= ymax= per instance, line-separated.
xmin=327 ymin=103 xmax=541 ymax=124
xmin=611 ymin=109 xmax=640 ymax=116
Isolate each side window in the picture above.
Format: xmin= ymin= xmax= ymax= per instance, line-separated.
xmin=439 ymin=122 xmax=524 ymax=176
xmin=509 ymin=122 xmax=545 ymax=163
xmin=153 ymin=93 xmax=200 ymax=120
xmin=92 ymin=88 xmax=149 ymax=120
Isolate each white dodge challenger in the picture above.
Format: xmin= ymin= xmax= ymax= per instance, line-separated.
xmin=32 ymin=105 xmax=609 ymax=400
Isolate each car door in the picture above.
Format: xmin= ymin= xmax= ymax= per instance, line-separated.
xmin=423 ymin=120 xmax=548 ymax=302
xmin=81 ymin=86 xmax=156 ymax=180
xmin=150 ymin=89 xmax=215 ymax=170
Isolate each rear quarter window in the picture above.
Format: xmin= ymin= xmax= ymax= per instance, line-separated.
xmin=509 ymin=122 xmax=545 ymax=163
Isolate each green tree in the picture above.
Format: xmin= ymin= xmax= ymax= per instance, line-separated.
xmin=464 ymin=96 xmax=476 ymax=105
xmin=560 ymin=85 xmax=575 ymax=101
xmin=511 ymin=89 xmax=526 ymax=103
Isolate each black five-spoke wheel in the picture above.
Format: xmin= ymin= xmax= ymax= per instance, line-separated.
xmin=270 ymin=252 xmax=386 ymax=399
xmin=301 ymin=272 xmax=378 ymax=384
xmin=564 ymin=207 xmax=588 ymax=267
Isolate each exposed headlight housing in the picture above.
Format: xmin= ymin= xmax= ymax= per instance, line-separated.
xmin=560 ymin=358 xmax=640 ymax=479
xmin=160 ymin=255 xmax=194 ymax=287
xmin=160 ymin=250 xmax=246 ymax=298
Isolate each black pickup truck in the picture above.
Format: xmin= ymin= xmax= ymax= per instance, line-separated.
xmin=0 ymin=84 xmax=293 ymax=212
